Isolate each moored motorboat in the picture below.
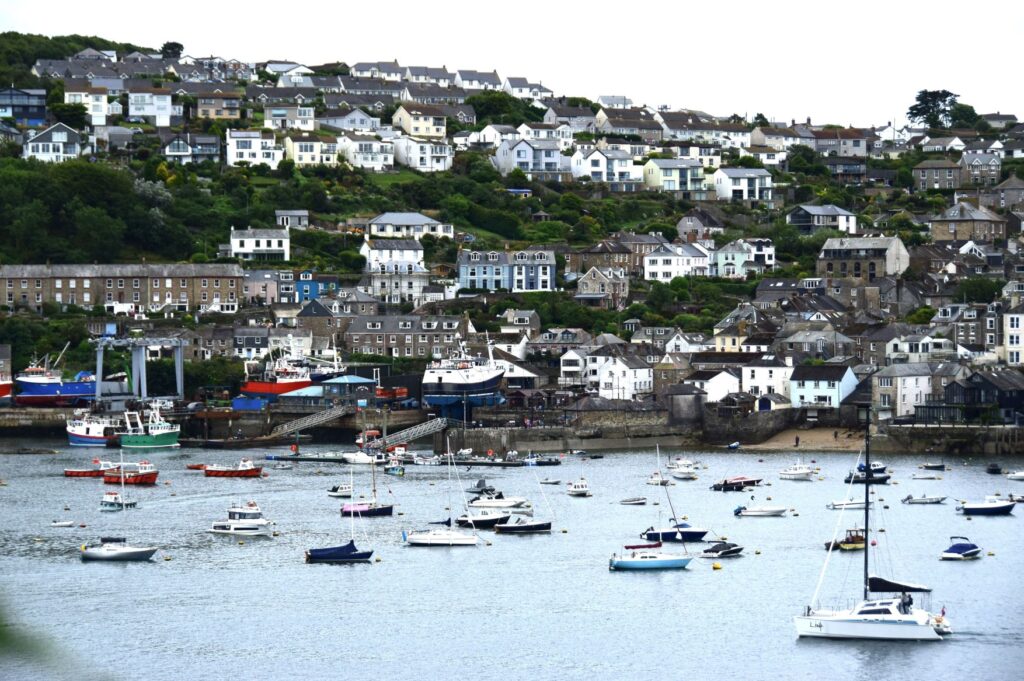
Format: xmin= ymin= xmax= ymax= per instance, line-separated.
xmin=566 ymin=477 xmax=592 ymax=497
xmin=827 ymin=499 xmax=872 ymax=510
xmin=824 ymin=528 xmax=865 ymax=552
xmin=844 ymin=470 xmax=890 ymax=484
xmin=327 ymin=483 xmax=353 ymax=498
xmin=66 ymin=411 xmax=125 ymax=447
xmin=341 ymin=501 xmax=394 ymax=517
xmin=468 ymin=491 xmax=532 ymax=510
xmin=102 ymin=460 xmax=158 ymax=485
xmin=493 ymin=515 xmax=552 ymax=534
xmin=670 ymin=463 xmax=699 ymax=480
xmin=1005 ymin=470 xmax=1024 ymax=481
xmin=956 ymin=496 xmax=1015 ymax=515
xmin=465 ymin=479 xmax=496 ymax=495
xmin=413 ymin=454 xmax=441 ymax=466
xmin=900 ymin=494 xmax=947 ymax=505
xmin=456 ymin=509 xmax=511 ymax=529
xmin=857 ymin=461 xmax=887 ymax=474
xmin=780 ymin=462 xmax=815 ymax=481
xmin=80 ymin=537 xmax=157 ymax=562
xmin=620 ymin=497 xmax=647 ymax=505
xmin=538 ymin=478 xmax=561 ymax=485
xmin=186 ymin=463 xmax=208 ymax=471
xmin=51 ymin=520 xmax=75 ymax=528
xmin=986 ymin=463 xmax=1002 ymax=475
xmin=911 ymin=473 xmax=940 ymax=480
xmin=700 ymin=542 xmax=744 ymax=558
xmin=117 ymin=409 xmax=180 ymax=449
xmin=940 ymin=536 xmax=981 ymax=560
xmin=271 ymin=463 xmax=293 ymax=470
xmin=920 ymin=462 xmax=948 ymax=471
xmin=710 ymin=476 xmax=762 ymax=492
xmin=99 ymin=490 xmax=137 ymax=512
xmin=609 ymin=549 xmax=691 ymax=570
xmin=647 ymin=470 xmax=671 ymax=486
xmin=734 ymin=505 xmax=787 ymax=517
xmin=203 ymin=458 xmax=263 ymax=478
xmin=208 ymin=500 xmax=273 ymax=536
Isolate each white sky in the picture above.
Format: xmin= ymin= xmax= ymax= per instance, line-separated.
xmin=3 ymin=0 xmax=1021 ymax=127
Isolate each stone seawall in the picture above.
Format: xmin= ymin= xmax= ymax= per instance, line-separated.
xmin=701 ymin=406 xmax=797 ymax=445
xmin=0 ymin=407 xmax=74 ymax=435
xmin=875 ymin=424 xmax=1024 ymax=457
xmin=436 ymin=425 xmax=702 ymax=454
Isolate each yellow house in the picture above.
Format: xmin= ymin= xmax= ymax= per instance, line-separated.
xmin=196 ymin=92 xmax=241 ymax=120
xmin=393 ymin=103 xmax=446 ymax=138
xmin=283 ymin=131 xmax=340 ymax=167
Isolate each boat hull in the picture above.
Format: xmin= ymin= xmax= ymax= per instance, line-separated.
xmin=643 ymin=527 xmax=709 ymax=543
xmin=80 ymin=545 xmax=157 ymax=562
xmin=340 ymin=504 xmax=394 ymax=517
xmin=64 ymin=468 xmax=109 ymax=478
xmin=103 ymin=471 xmax=158 ymax=485
xmin=203 ymin=468 xmax=263 ymax=478
xmin=120 ymin=431 xmax=180 ymax=449
xmin=609 ymin=555 xmax=691 ymax=570
xmin=305 ymin=548 xmax=373 ymax=564
xmin=793 ymin=614 xmax=945 ymax=641
xmin=15 ymin=378 xmax=97 ymax=406
xmin=240 ymin=379 xmax=312 ymax=399
xmin=494 ymin=521 xmax=551 ymax=534
xmin=957 ymin=502 xmax=1015 ymax=515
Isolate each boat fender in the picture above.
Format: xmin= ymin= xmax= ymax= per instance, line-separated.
xmin=712 ymin=562 xmax=722 ymax=570
xmin=487 ymin=449 xmax=494 ymax=456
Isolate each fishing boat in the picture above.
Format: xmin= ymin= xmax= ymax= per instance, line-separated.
xmin=305 ymin=540 xmax=373 ymax=564
xmin=794 ymin=422 xmax=951 ymax=641
xmin=710 ymin=476 xmax=762 ymax=492
xmin=566 ymin=477 xmax=592 ymax=497
xmin=940 ymin=536 xmax=981 ymax=561
xmin=15 ymin=345 xmax=101 ymax=407
xmin=857 ymin=461 xmax=887 ymax=473
xmin=203 ymin=458 xmax=263 ymax=478
xmin=421 ymin=341 xmax=504 ymax=419
xmin=824 ymin=528 xmax=865 ymax=552
xmin=956 ymin=496 xmax=1015 ymax=515
xmin=0 ymin=361 xmax=10 ymax=405
xmin=327 ymin=482 xmax=353 ymax=498
xmin=117 ymin=410 xmax=180 ymax=449
xmin=620 ymin=497 xmax=647 ymax=505
xmin=456 ymin=509 xmax=511 ymax=529
xmin=780 ymin=462 xmax=815 ymax=481
xmin=384 ymin=462 xmax=405 ymax=476
xmin=308 ymin=469 xmax=373 ymax=563
xmin=734 ymin=504 xmax=787 ymax=517
xmin=240 ymin=350 xmax=312 ymax=400
xmin=609 ymin=549 xmax=691 ymax=571
xmin=66 ymin=411 xmax=125 ymax=447
xmin=80 ymin=537 xmax=157 ymax=562
xmin=340 ymin=459 xmax=394 ymax=517
xmin=844 ymin=470 xmax=890 ymax=485
xmin=827 ymin=499 xmax=872 ymax=510
xmin=494 ymin=515 xmax=552 ymax=534
xmin=103 ymin=460 xmax=158 ymax=485
xmin=700 ymin=542 xmax=744 ymax=558
xmin=64 ymin=458 xmax=119 ymax=477
xmin=99 ymin=490 xmax=137 ymax=512
xmin=900 ymin=494 xmax=947 ymax=505
xmin=208 ymin=501 xmax=273 ymax=536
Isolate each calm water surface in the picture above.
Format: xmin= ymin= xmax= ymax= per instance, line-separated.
xmin=1 ymin=439 xmax=1022 ymax=680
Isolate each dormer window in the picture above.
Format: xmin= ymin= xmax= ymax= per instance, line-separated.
xmin=515 ymin=252 xmax=528 ymax=262
xmin=443 ymin=322 xmax=457 ymax=330
xmin=398 ymin=321 xmax=412 ymax=329
xmin=488 ymin=252 xmax=499 ymax=262
xmin=470 ymin=252 xmax=480 ymax=261
xmin=367 ymin=322 xmax=381 ymax=330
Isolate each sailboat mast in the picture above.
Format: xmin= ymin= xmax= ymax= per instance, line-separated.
xmin=863 ymin=412 xmax=871 ymax=600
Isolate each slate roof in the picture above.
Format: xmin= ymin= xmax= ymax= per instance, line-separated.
xmin=789 ymin=365 xmax=852 ymax=381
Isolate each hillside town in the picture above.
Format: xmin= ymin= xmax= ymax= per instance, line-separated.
xmin=3 ymin=37 xmax=1024 ymax=447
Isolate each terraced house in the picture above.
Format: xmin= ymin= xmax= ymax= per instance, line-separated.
xmin=457 ymin=250 xmax=556 ymax=292
xmin=343 ymin=315 xmax=471 ymax=358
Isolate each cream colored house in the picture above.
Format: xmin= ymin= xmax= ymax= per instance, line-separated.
xmin=283 ymin=131 xmax=340 ymax=167
xmin=64 ymin=86 xmax=108 ymax=127
xmin=393 ymin=104 xmax=446 ymax=138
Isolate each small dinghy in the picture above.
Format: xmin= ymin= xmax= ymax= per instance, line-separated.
xmin=734 ymin=505 xmax=787 ymax=517
xmin=940 ymin=536 xmax=981 ymax=561
xmin=271 ymin=463 xmax=293 ymax=470
xmin=700 ymin=542 xmax=744 ymax=558
xmin=901 ymin=494 xmax=947 ymax=505
xmin=186 ymin=463 xmax=208 ymax=471
xmin=827 ymin=499 xmax=871 ymax=510
xmin=911 ymin=473 xmax=940 ymax=480
xmin=1005 ymin=470 xmax=1024 ymax=481
xmin=538 ymin=478 xmax=561 ymax=485
xmin=620 ymin=497 xmax=647 ymax=506
xmin=51 ymin=520 xmax=75 ymax=528
xmin=920 ymin=462 xmax=948 ymax=471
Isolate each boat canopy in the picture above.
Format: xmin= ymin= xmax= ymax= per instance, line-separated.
xmin=307 ymin=541 xmax=361 ymax=559
xmin=867 ymin=575 xmax=932 ymax=593
xmin=99 ymin=536 xmax=126 ymax=543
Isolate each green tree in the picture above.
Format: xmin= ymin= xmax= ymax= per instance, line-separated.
xmin=953 ymin=278 xmax=1005 ymax=304
xmin=160 ymin=41 xmax=183 ymax=59
xmin=907 ymin=89 xmax=958 ymax=128
xmin=948 ymin=102 xmax=980 ymax=129
xmin=905 ymin=306 xmax=936 ymax=324
xmin=49 ymin=103 xmax=87 ymax=129
xmin=753 ymin=113 xmax=770 ymax=127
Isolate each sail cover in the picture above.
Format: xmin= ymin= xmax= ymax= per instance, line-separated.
xmin=868 ymin=575 xmax=932 ymax=593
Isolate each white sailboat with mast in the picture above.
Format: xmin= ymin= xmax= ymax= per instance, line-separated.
xmin=794 ymin=419 xmax=952 ymax=640
xmin=81 ymin=449 xmax=157 ymax=562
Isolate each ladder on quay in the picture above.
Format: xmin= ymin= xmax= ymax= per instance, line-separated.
xmin=270 ymin=405 xmax=356 ymax=436
xmin=365 ymin=417 xmax=462 ymax=449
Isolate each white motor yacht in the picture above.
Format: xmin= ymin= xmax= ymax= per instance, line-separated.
xmin=208 ymin=501 xmax=273 ymax=537
xmin=566 ymin=477 xmax=592 ymax=497
xmin=780 ymin=462 xmax=815 ymax=481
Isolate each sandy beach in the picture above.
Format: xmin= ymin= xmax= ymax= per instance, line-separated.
xmin=740 ymin=427 xmax=865 ymax=452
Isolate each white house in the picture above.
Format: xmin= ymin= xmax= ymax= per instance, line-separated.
xmin=64 ymin=85 xmax=108 ymax=126
xmin=516 ymin=122 xmax=573 ymax=151
xmin=740 ymin=145 xmax=786 ymax=167
xmin=643 ymin=158 xmax=705 ymax=192
xmin=478 ymin=124 xmax=521 ymax=148
xmin=643 ymin=243 xmax=710 ymax=280
xmin=337 ymin=133 xmax=393 ymax=172
xmin=367 ymin=212 xmax=453 ymax=240
xmin=318 ymin=108 xmax=380 ymax=132
xmin=264 ymin=105 xmax=315 ymax=131
xmin=713 ymin=168 xmax=773 ymax=201
xmin=712 ymin=239 xmax=775 ymax=278
xmin=392 ymin=137 xmax=453 ymax=172
xmin=872 ymin=363 xmax=932 ymax=421
xmin=21 ymin=123 xmax=87 ymax=163
xmin=350 ymin=61 xmax=402 ymax=81
xmin=597 ymin=355 xmax=652 ymax=401
xmin=228 ymin=226 xmax=290 ymax=261
xmin=283 ymin=132 xmax=339 ymax=167
xmin=789 ymin=365 xmax=857 ymax=410
xmin=571 ymin=149 xmax=638 ymax=182
xmin=558 ymin=347 xmax=588 ymax=387
xmin=1004 ymin=302 xmax=1024 ymax=366
xmin=226 ymin=129 xmax=284 ymax=169
xmin=741 ymin=355 xmax=793 ymax=398
xmin=684 ymin=368 xmax=740 ymax=402
xmin=664 ymin=331 xmax=711 ymax=353
xmin=359 ymin=238 xmax=425 ymax=271
xmin=454 ymin=70 xmax=501 ymax=90
xmin=502 ymin=77 xmax=553 ymax=100
xmin=494 ymin=139 xmax=568 ymax=176
xmin=128 ymin=87 xmax=172 ymax=127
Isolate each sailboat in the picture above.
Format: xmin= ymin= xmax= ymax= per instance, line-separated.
xmin=612 ymin=470 xmax=691 ymax=570
xmin=404 ymin=440 xmax=479 ymax=546
xmin=794 ymin=420 xmax=952 ymax=640
xmin=646 ymin=444 xmax=671 ymax=486
xmin=81 ymin=449 xmax=157 ymax=562
xmin=307 ymin=468 xmax=373 ymax=563
xmin=340 ymin=457 xmax=394 ymax=517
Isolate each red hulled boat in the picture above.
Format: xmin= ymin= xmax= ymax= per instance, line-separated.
xmin=103 ymin=460 xmax=159 ymax=485
xmin=65 ymin=458 xmax=119 ymax=478
xmin=203 ymin=458 xmax=263 ymax=478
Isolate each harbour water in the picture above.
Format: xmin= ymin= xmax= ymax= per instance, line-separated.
xmin=1 ymin=439 xmax=1022 ymax=680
